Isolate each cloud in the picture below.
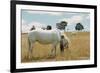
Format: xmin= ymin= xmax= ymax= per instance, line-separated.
xmin=22 ymin=19 xmax=26 ymax=25
xmin=86 ymin=15 xmax=90 ymax=19
xmin=26 ymin=10 xmax=63 ymax=16
xmin=60 ymin=15 xmax=84 ymax=25
xmin=28 ymin=21 xmax=46 ymax=28
xmin=22 ymin=19 xmax=29 ymax=33
xmin=22 ymin=24 xmax=29 ymax=33
xmin=22 ymin=19 xmax=46 ymax=33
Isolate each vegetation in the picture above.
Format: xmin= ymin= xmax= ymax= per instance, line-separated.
xmin=75 ymin=23 xmax=84 ymax=31
xmin=56 ymin=21 xmax=68 ymax=32
xmin=21 ymin=32 xmax=90 ymax=63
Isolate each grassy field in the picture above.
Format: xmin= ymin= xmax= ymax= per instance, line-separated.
xmin=21 ymin=32 xmax=90 ymax=63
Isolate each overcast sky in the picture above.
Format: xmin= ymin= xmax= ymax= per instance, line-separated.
xmin=21 ymin=10 xmax=90 ymax=33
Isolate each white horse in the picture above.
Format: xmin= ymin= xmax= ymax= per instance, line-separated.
xmin=28 ymin=29 xmax=69 ymax=58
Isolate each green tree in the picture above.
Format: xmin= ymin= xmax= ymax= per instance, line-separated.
xmin=56 ymin=21 xmax=68 ymax=32
xmin=75 ymin=23 xmax=84 ymax=31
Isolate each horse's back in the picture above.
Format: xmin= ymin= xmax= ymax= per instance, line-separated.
xmin=28 ymin=29 xmax=61 ymax=44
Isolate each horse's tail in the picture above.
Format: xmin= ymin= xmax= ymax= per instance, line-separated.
xmin=27 ymin=37 xmax=30 ymax=53
xmin=28 ymin=36 xmax=32 ymax=54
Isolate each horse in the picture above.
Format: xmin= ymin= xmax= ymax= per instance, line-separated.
xmin=28 ymin=28 xmax=69 ymax=58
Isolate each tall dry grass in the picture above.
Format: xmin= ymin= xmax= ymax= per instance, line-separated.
xmin=21 ymin=32 xmax=90 ymax=63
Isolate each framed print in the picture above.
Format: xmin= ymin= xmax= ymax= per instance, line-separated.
xmin=10 ymin=0 xmax=97 ymax=72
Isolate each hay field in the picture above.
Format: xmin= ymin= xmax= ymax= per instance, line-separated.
xmin=21 ymin=32 xmax=90 ymax=63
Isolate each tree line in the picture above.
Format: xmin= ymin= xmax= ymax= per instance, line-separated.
xmin=56 ymin=21 xmax=84 ymax=31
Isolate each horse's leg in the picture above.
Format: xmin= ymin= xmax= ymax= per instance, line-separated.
xmin=64 ymin=40 xmax=71 ymax=55
xmin=53 ymin=43 xmax=57 ymax=56
xmin=50 ymin=46 xmax=54 ymax=56
xmin=50 ymin=43 xmax=57 ymax=57
xmin=50 ymin=44 xmax=55 ymax=56
xmin=65 ymin=40 xmax=69 ymax=49
xmin=54 ymin=45 xmax=56 ymax=56
xmin=64 ymin=41 xmax=71 ymax=59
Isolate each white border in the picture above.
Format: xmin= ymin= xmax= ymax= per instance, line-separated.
xmin=16 ymin=4 xmax=94 ymax=69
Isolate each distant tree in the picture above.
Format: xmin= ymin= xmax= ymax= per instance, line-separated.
xmin=47 ymin=25 xmax=52 ymax=30
xmin=41 ymin=27 xmax=46 ymax=30
xmin=75 ymin=23 xmax=84 ymax=31
xmin=56 ymin=21 xmax=68 ymax=32
xmin=56 ymin=23 xmax=62 ymax=29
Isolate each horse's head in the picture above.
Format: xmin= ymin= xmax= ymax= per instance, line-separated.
xmin=60 ymin=34 xmax=70 ymax=53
